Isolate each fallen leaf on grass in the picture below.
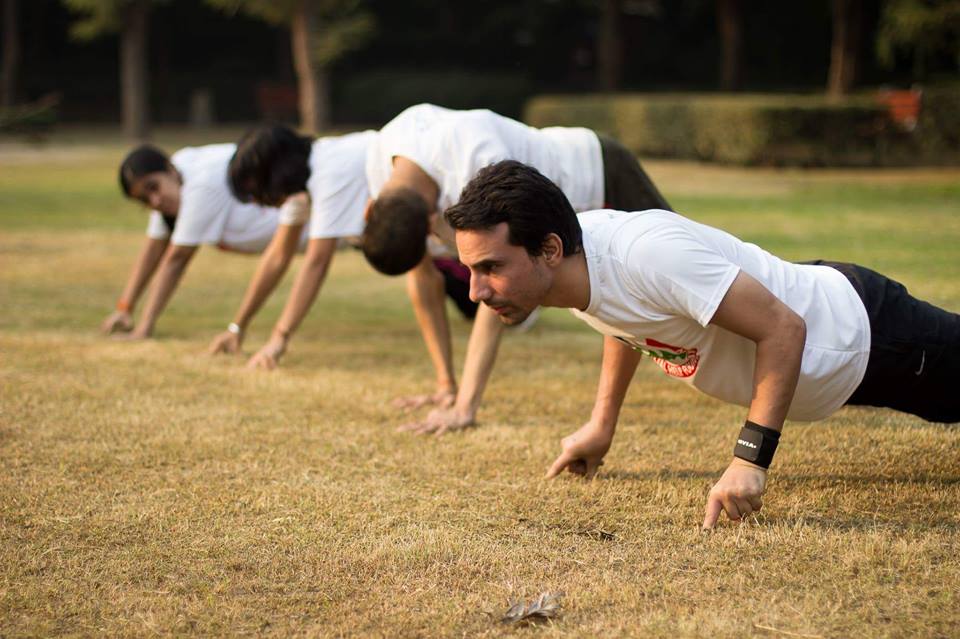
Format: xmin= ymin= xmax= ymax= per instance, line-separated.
xmin=501 ymin=592 xmax=563 ymax=625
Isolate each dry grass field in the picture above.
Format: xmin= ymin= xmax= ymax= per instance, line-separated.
xmin=1 ymin=129 xmax=959 ymax=637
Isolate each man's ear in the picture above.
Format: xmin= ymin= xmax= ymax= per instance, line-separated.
xmin=363 ymin=198 xmax=374 ymax=221
xmin=542 ymin=233 xmax=564 ymax=266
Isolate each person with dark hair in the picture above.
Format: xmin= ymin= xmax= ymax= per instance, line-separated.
xmin=220 ymin=124 xmax=376 ymax=367
xmin=103 ymin=143 xmax=309 ymax=340
xmin=446 ymin=160 xmax=959 ymax=529
xmin=361 ymin=103 xmax=670 ymax=433
xmin=223 ymin=122 xmax=488 ymax=369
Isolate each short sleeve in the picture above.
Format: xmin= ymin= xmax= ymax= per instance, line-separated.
xmin=169 ymin=184 xmax=231 ymax=246
xmin=146 ymin=211 xmax=171 ymax=240
xmin=307 ymin=135 xmax=370 ymax=240
xmin=277 ymin=193 xmax=310 ymax=226
xmin=623 ymin=225 xmax=740 ymax=327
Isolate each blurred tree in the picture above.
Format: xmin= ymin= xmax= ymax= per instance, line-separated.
xmin=62 ymin=0 xmax=163 ymax=139
xmin=597 ymin=0 xmax=623 ymax=90
xmin=207 ymin=0 xmax=374 ymax=133
xmin=828 ymin=0 xmax=863 ymax=97
xmin=877 ymin=0 xmax=960 ymax=79
xmin=1 ymin=0 xmax=17 ymax=108
xmin=716 ymin=0 xmax=742 ymax=90
xmin=2 ymin=0 xmax=19 ymax=108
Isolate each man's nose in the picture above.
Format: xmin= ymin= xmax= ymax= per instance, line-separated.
xmin=469 ymin=275 xmax=490 ymax=303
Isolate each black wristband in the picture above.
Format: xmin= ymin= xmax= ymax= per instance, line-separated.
xmin=733 ymin=420 xmax=781 ymax=469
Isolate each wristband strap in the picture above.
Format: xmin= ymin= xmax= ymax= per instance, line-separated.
xmin=733 ymin=420 xmax=781 ymax=469
xmin=227 ymin=322 xmax=242 ymax=335
xmin=116 ymin=300 xmax=131 ymax=313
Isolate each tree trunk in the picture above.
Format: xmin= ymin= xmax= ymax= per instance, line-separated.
xmin=828 ymin=0 xmax=862 ymax=98
xmin=717 ymin=0 xmax=743 ymax=91
xmin=120 ymin=0 xmax=150 ymax=139
xmin=2 ymin=0 xmax=20 ymax=108
xmin=596 ymin=0 xmax=622 ymax=91
xmin=290 ymin=0 xmax=329 ymax=133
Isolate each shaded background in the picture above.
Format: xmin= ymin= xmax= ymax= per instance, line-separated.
xmin=8 ymin=0 xmax=958 ymax=122
xmin=1 ymin=0 xmax=958 ymax=166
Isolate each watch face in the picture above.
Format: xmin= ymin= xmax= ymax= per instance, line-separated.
xmin=734 ymin=428 xmax=764 ymax=462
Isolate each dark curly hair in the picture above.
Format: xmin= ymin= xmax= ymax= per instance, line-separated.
xmin=228 ymin=125 xmax=313 ymax=205
xmin=444 ymin=160 xmax=582 ymax=257
xmin=361 ymin=188 xmax=431 ymax=276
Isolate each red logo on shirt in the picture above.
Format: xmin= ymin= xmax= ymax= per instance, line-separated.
xmin=615 ymin=337 xmax=699 ymax=379
xmin=644 ymin=338 xmax=699 ymax=378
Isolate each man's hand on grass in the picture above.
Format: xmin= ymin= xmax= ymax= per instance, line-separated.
xmin=545 ymin=421 xmax=613 ymax=480
xmin=101 ymin=311 xmax=133 ymax=335
xmin=702 ymin=458 xmax=767 ymax=529
xmin=397 ymin=404 xmax=475 ymax=436
xmin=208 ymin=330 xmax=243 ymax=356
xmin=246 ymin=333 xmax=287 ymax=370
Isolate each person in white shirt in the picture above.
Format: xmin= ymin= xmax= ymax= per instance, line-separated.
xmin=445 ymin=160 xmax=959 ymax=529
xmin=360 ymin=104 xmax=671 ymax=434
xmin=102 ymin=144 xmax=308 ymax=340
xmin=215 ymin=125 xmax=376 ymax=367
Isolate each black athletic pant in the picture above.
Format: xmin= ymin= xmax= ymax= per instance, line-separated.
xmin=810 ymin=261 xmax=960 ymax=423
xmin=598 ymin=135 xmax=672 ymax=212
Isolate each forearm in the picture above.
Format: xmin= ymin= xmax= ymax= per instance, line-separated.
xmin=746 ymin=319 xmax=806 ymax=431
xmin=137 ymin=249 xmax=195 ymax=334
xmin=590 ymin=336 xmax=643 ymax=433
xmin=231 ymin=232 xmax=299 ymax=330
xmin=407 ymin=263 xmax=457 ymax=391
xmin=271 ymin=238 xmax=335 ymax=338
xmin=118 ymin=238 xmax=168 ymax=309
xmin=454 ymin=303 xmax=504 ymax=415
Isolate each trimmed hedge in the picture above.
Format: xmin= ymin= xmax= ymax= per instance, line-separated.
xmin=918 ymin=83 xmax=960 ymax=154
xmin=525 ymin=91 xmax=960 ymax=167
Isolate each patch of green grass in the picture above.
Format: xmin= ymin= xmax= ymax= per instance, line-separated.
xmin=1 ymin=140 xmax=959 ymax=637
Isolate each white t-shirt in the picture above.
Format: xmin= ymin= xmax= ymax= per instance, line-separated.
xmin=365 ymin=103 xmax=604 ymax=250
xmin=145 ymin=144 xmax=304 ymax=253
xmin=306 ymin=130 xmax=377 ymax=240
xmin=571 ymin=210 xmax=872 ymax=422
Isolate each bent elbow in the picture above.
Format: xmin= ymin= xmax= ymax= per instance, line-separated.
xmin=786 ymin=311 xmax=807 ymax=351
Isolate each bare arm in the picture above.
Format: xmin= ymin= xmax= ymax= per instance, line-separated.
xmin=246 ymin=237 xmax=338 ymax=369
xmin=702 ymin=270 xmax=806 ymax=528
xmin=546 ymin=335 xmax=642 ymax=478
xmin=127 ymin=243 xmax=198 ymax=338
xmin=101 ymin=236 xmax=169 ymax=334
xmin=709 ymin=272 xmax=806 ymax=432
xmin=403 ymin=254 xmax=457 ymax=399
xmin=404 ymin=302 xmax=507 ymax=435
xmin=208 ymin=223 xmax=304 ymax=354
xmin=453 ymin=303 xmax=505 ymax=418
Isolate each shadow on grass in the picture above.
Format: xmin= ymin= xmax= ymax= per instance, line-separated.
xmin=599 ymin=468 xmax=960 ymax=486
xmin=769 ymin=514 xmax=960 ymax=533
xmin=599 ymin=469 xmax=722 ymax=482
